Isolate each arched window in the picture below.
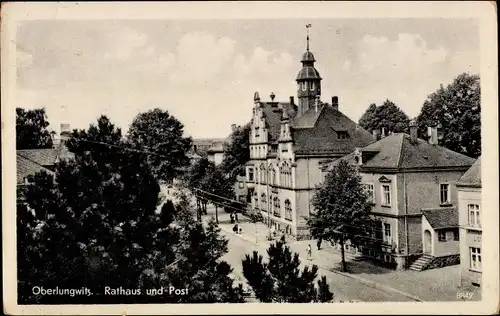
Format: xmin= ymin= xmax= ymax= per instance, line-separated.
xmin=273 ymin=197 xmax=280 ymax=217
xmin=302 ymin=81 xmax=307 ymax=91
xmin=261 ymin=193 xmax=267 ymax=211
xmin=310 ymin=81 xmax=315 ymax=91
xmin=272 ymin=168 xmax=277 ymax=185
xmin=285 ymin=199 xmax=292 ymax=221
xmin=280 ymin=165 xmax=285 ymax=186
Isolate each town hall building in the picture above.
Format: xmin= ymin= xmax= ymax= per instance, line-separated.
xmin=244 ymin=35 xmax=374 ymax=240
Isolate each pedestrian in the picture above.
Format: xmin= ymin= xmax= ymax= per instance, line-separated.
xmin=230 ymin=212 xmax=235 ymax=224
xmin=317 ymin=238 xmax=322 ymax=250
xmin=233 ymin=224 xmax=238 ymax=234
xmin=235 ymin=212 xmax=239 ymax=223
xmin=307 ymin=244 xmax=312 ymax=260
xmin=239 ymin=227 xmax=242 ymax=234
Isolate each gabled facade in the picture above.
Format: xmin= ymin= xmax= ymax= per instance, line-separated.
xmin=457 ymin=157 xmax=482 ymax=287
xmin=244 ymin=38 xmax=374 ymax=240
xmin=323 ymin=121 xmax=476 ymax=269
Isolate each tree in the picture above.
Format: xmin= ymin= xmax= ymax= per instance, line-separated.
xmin=220 ymin=123 xmax=251 ymax=180
xmin=309 ymin=160 xmax=376 ymax=272
xmin=160 ymin=216 xmax=245 ymax=303
xmin=16 ymin=107 xmax=54 ymax=149
xmin=242 ymin=236 xmax=333 ymax=303
xmin=358 ymin=100 xmax=410 ymax=135
xmin=199 ymin=166 xmax=235 ymax=223
xmin=182 ymin=157 xmax=217 ymax=220
xmin=416 ymin=73 xmax=481 ymax=158
xmin=127 ymin=108 xmax=192 ymax=182
xmin=18 ymin=115 xmax=244 ymax=304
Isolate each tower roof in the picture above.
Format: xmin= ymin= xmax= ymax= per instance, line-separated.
xmin=302 ymin=51 xmax=316 ymax=62
xmin=296 ymin=66 xmax=322 ymax=81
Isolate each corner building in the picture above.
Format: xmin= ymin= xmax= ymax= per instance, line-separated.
xmin=244 ymin=41 xmax=374 ymax=240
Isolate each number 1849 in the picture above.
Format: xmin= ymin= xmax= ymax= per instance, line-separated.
xmin=457 ymin=292 xmax=474 ymax=300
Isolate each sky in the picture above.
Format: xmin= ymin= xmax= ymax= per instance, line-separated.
xmin=16 ymin=18 xmax=479 ymax=138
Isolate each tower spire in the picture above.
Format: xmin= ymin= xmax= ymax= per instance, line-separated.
xmin=306 ymin=24 xmax=312 ymax=51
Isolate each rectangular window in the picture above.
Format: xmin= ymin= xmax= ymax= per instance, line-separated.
xmin=248 ymin=168 xmax=254 ymax=182
xmin=382 ymin=185 xmax=391 ymax=206
xmin=469 ymin=247 xmax=481 ymax=271
xmin=453 ymin=229 xmax=459 ymax=241
xmin=438 ymin=231 xmax=446 ymax=242
xmin=364 ymin=184 xmax=375 ymax=203
xmin=238 ymin=182 xmax=244 ymax=189
xmin=468 ymin=204 xmax=481 ymax=228
xmin=383 ymin=223 xmax=391 ymax=243
xmin=440 ymin=183 xmax=450 ymax=204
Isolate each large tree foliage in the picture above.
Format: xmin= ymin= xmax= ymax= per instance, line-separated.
xmin=416 ymin=73 xmax=481 ymax=158
xmin=358 ymin=100 xmax=410 ymax=135
xmin=242 ymin=237 xmax=333 ymax=303
xmin=220 ymin=123 xmax=251 ymax=180
xmin=127 ymin=108 xmax=192 ymax=182
xmin=16 ymin=107 xmax=54 ymax=149
xmin=183 ymin=157 xmax=235 ymax=222
xmin=309 ymin=160 xmax=376 ymax=272
xmin=17 ymin=116 xmax=244 ymax=304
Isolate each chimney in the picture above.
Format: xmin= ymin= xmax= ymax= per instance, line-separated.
xmin=331 ymin=96 xmax=339 ymax=111
xmin=427 ymin=126 xmax=438 ymax=145
xmin=409 ymin=119 xmax=418 ymax=144
xmin=60 ymin=123 xmax=71 ymax=140
xmin=270 ymin=92 xmax=275 ymax=102
xmin=290 ymin=96 xmax=294 ymax=105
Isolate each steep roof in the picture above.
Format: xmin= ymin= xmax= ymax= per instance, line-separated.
xmin=457 ymin=156 xmax=481 ymax=187
xmin=16 ymin=149 xmax=58 ymax=166
xmin=326 ymin=133 xmax=475 ymax=170
xmin=17 ymin=154 xmax=54 ymax=185
xmin=261 ymin=102 xmax=296 ymax=143
xmin=422 ymin=207 xmax=458 ymax=229
xmin=292 ymin=105 xmax=374 ymax=155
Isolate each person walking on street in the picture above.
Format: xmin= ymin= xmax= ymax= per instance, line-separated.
xmin=230 ymin=212 xmax=235 ymax=224
xmin=307 ymin=244 xmax=312 ymax=261
xmin=317 ymin=238 xmax=322 ymax=250
xmin=235 ymin=212 xmax=239 ymax=223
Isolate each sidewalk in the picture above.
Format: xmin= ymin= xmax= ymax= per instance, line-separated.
xmin=204 ymin=209 xmax=480 ymax=302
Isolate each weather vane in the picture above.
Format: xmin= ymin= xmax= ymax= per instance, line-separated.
xmin=306 ymin=24 xmax=312 ymax=51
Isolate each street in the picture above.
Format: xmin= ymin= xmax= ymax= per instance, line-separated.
xmin=202 ymin=207 xmax=414 ymax=302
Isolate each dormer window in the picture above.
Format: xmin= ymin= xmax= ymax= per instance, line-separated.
xmin=310 ymin=82 xmax=315 ymax=91
xmin=337 ymin=131 xmax=349 ymax=139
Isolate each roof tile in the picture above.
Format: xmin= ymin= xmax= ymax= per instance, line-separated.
xmin=422 ymin=208 xmax=458 ymax=229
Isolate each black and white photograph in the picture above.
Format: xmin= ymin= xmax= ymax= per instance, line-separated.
xmin=2 ymin=2 xmax=498 ymax=315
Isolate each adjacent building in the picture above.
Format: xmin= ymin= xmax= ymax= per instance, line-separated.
xmin=323 ymin=121 xmax=476 ymax=269
xmin=17 ymin=124 xmax=74 ymax=201
xmin=206 ymin=142 xmax=225 ymax=165
xmin=191 ymin=138 xmax=225 ymax=157
xmin=457 ymin=157 xmax=482 ymax=287
xmin=244 ymin=37 xmax=374 ymax=240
